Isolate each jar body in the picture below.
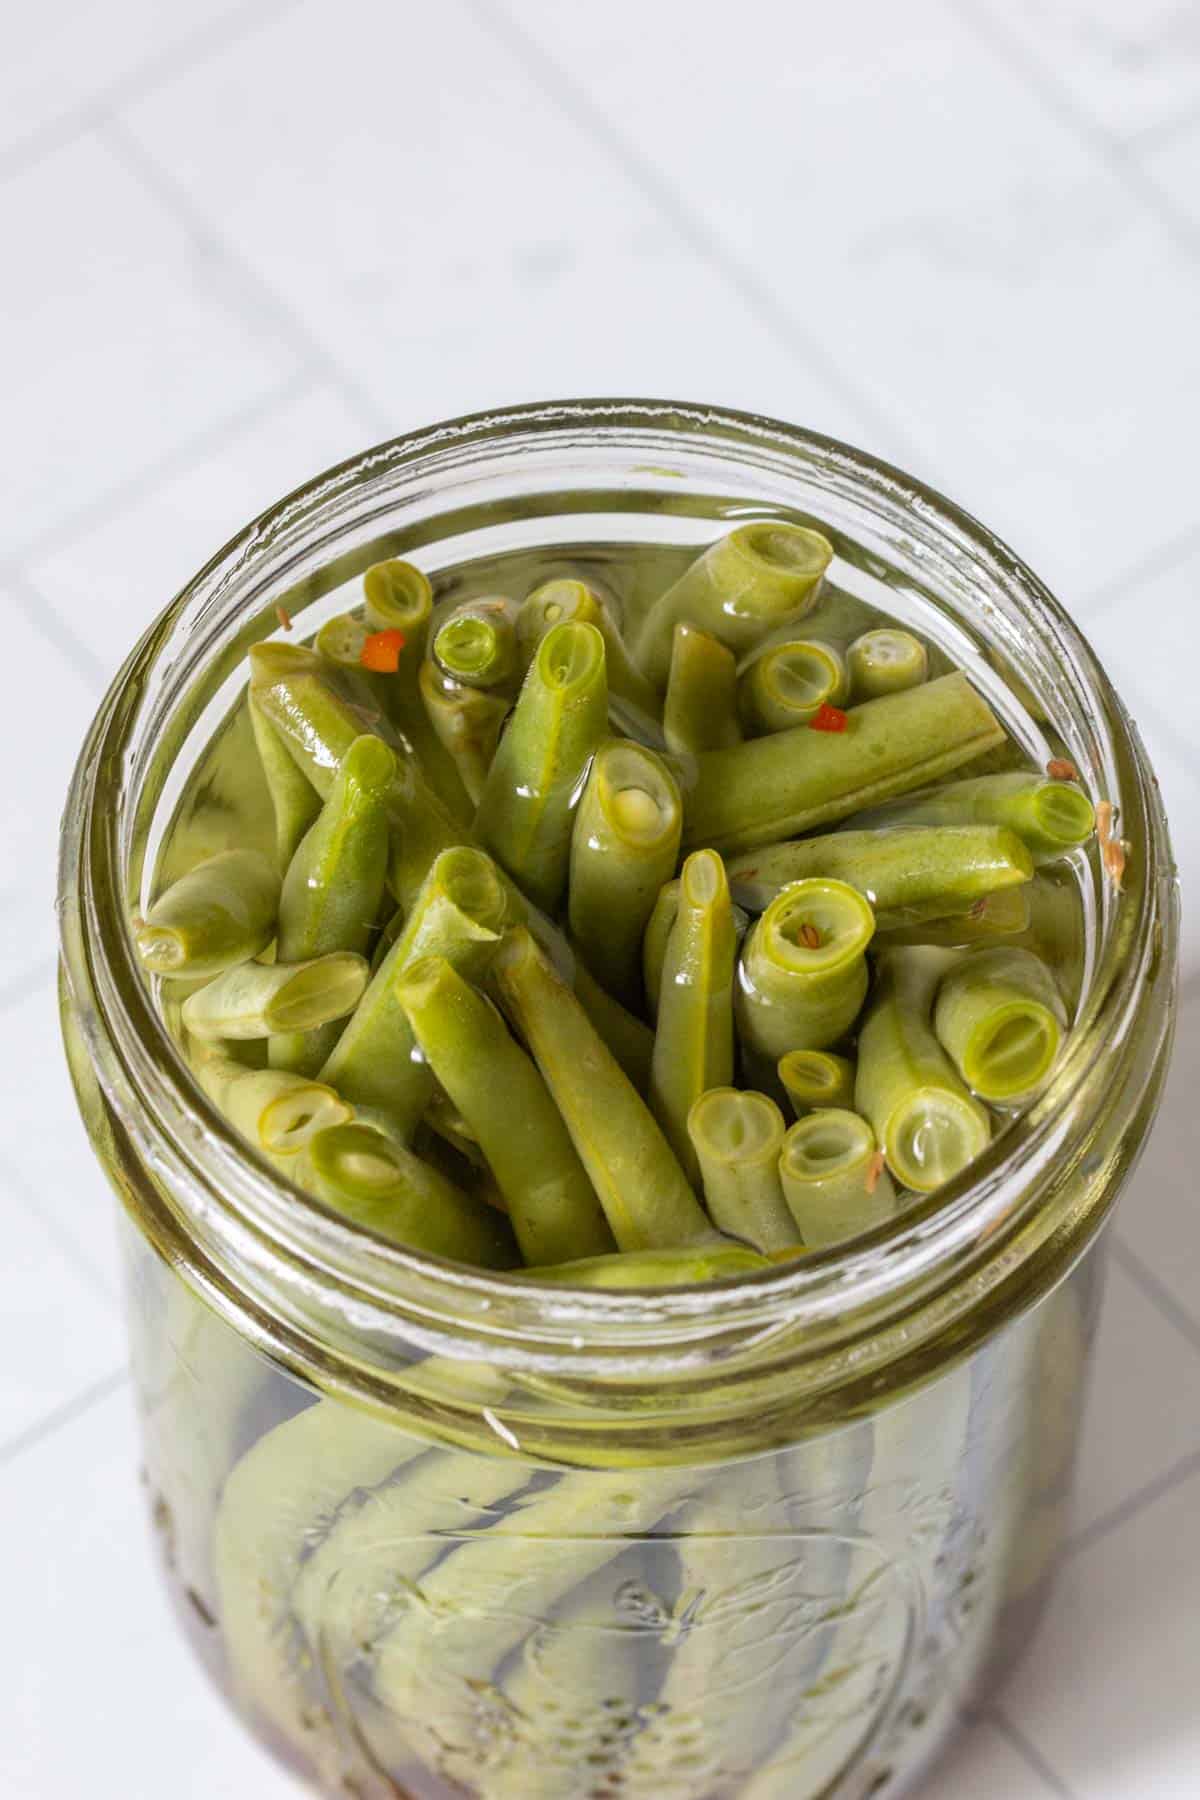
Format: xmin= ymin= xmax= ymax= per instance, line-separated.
xmin=123 ymin=1206 xmax=1102 ymax=1800
xmin=58 ymin=401 xmax=1177 ymax=1800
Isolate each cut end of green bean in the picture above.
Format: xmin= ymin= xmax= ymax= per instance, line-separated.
xmin=309 ymin=1122 xmax=408 ymax=1201
xmin=689 ymin=1086 xmax=785 ymax=1166
xmin=887 ymin=1089 xmax=991 ymax=1191
xmin=1032 ymin=780 xmax=1096 ymax=852
xmin=362 ymin=559 xmax=433 ymax=634
xmin=135 ymin=925 xmax=187 ymax=972
xmin=271 ymin=953 xmax=370 ymax=1032
xmin=935 ymin=945 xmax=1068 ymax=1101
xmin=594 ymin=740 xmax=681 ymax=847
xmin=248 ymin=641 xmax=324 ymax=686
xmin=761 ymin=878 xmax=876 ymax=975
xmin=735 ymin=522 xmax=834 ymax=585
xmin=338 ymin=731 xmax=397 ymax=798
xmin=969 ymin=1004 xmax=1060 ymax=1096
xmin=433 ymin=845 xmax=511 ymax=935
xmin=135 ymin=848 xmax=280 ymax=981
xmin=778 ymin=1049 xmax=857 ymax=1116
xmin=848 ymin=628 xmax=928 ymax=699
xmin=537 ymin=618 xmax=606 ymax=691
xmin=740 ymin=639 xmax=846 ymax=732
xmin=519 ymin=578 xmax=601 ymax=640
xmin=780 ymin=1108 xmax=874 ymax=1183
xmin=259 ymin=1082 xmax=351 ymax=1154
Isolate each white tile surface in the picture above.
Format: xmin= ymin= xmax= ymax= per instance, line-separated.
xmin=29 ymin=379 xmax=368 ymax=678
xmin=2 ymin=1384 xmax=303 ymax=1799
xmin=0 ymin=590 xmax=104 ymax=985
xmin=3 ymin=4 xmax=1200 ymax=1797
xmin=0 ymin=972 xmax=119 ymax=1296
xmin=0 ymin=130 xmax=300 ymax=551
xmin=1071 ymin=1252 xmax=1200 ymax=1540
xmin=999 ymin=1463 xmax=1200 ymax=1795
xmin=120 ymin=0 xmax=888 ymax=458
xmin=508 ymin=0 xmax=1200 ymax=606
xmin=0 ymin=0 xmax=261 ymax=164
xmin=0 ymin=1195 xmax=121 ymax=1455
xmin=968 ymin=0 xmax=1200 ymax=141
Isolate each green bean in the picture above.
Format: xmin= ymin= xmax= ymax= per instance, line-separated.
xmin=181 ymin=951 xmax=369 ymax=1040
xmin=934 ymin=945 xmax=1068 ymax=1102
xmin=737 ymin=637 xmax=849 ymax=734
xmin=777 ymin=1048 xmax=857 ymax=1116
xmin=662 ymin=621 xmax=742 ymax=755
xmin=642 ymin=878 xmax=750 ymax=1022
xmin=385 ymin=756 xmax=470 ymax=912
xmin=570 ymin=956 xmax=655 ymax=1088
xmin=494 ymin=927 xmax=717 ymax=1251
xmin=735 ymin=878 xmax=875 ymax=1070
xmin=312 ymin=608 xmax=471 ymax=825
xmin=269 ymin=735 xmax=394 ymax=1075
xmin=633 ymin=522 xmax=833 ymax=687
xmin=567 ymin=739 xmax=682 ymax=1007
xmin=397 ymin=955 xmax=612 ymax=1265
xmin=1024 ymin=869 xmax=1087 ymax=1007
xmin=725 ymin=823 xmax=1033 ymax=923
xmin=420 ymin=1083 xmax=485 ymax=1168
xmin=300 ymin=1121 xmax=519 ymax=1268
xmin=134 ymin=848 xmax=280 ymax=980
xmin=688 ymin=1087 xmax=802 ymax=1252
xmin=779 ymin=1108 xmax=897 ymax=1248
xmin=432 ymin=594 xmax=521 ymax=693
xmin=517 ymin=577 xmax=662 ymax=736
xmin=362 ymin=556 xmax=433 ymax=636
xmin=683 ymin=671 xmax=1007 ymax=854
xmin=476 ymin=620 xmax=609 ymax=912
xmin=856 ymin=947 xmax=991 ymax=1191
xmin=873 ymin=881 xmax=1032 ymax=950
xmin=319 ymin=845 xmax=508 ymax=1138
xmin=847 ymin=627 xmax=928 ymax=699
xmin=850 ymin=770 xmax=1096 ymax=863
xmin=222 ymin=1067 xmax=353 ymax=1156
xmin=528 ymin=1244 xmax=770 ymax=1287
xmin=649 ymin=850 xmax=737 ymax=1185
xmin=363 ymin=558 xmax=475 ymax=822
xmin=418 ymin=660 xmax=508 ymax=805
xmin=247 ymin=695 xmax=321 ymax=871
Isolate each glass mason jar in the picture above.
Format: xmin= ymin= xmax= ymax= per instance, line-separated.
xmin=58 ymin=400 xmax=1177 ymax=1800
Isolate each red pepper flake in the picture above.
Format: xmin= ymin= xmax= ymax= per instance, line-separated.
xmin=274 ymin=603 xmax=293 ymax=632
xmin=1095 ymin=800 xmax=1115 ymax=845
xmin=1046 ymin=757 xmax=1079 ymax=782
xmin=864 ymin=1151 xmax=886 ymax=1196
xmin=1104 ymin=838 xmax=1127 ymax=891
xmin=809 ymin=703 xmax=848 ymax=733
xmin=968 ymin=897 xmax=989 ymax=921
xmin=360 ymin=628 xmax=406 ymax=674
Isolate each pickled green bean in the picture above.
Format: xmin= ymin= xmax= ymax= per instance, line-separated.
xmin=432 ymin=594 xmax=521 ymax=692
xmin=735 ymin=878 xmax=875 ymax=1069
xmin=687 ymin=1087 xmax=802 ymax=1252
xmin=633 ymin=522 xmax=833 ymax=687
xmin=736 ymin=638 xmax=848 ymax=734
xmin=856 ymin=947 xmax=991 ymax=1191
xmin=567 ymin=738 xmax=682 ymax=1007
xmin=476 ymin=621 xmax=609 ymax=913
xmin=319 ymin=845 xmax=508 ymax=1138
xmin=300 ymin=1120 xmax=519 ymax=1268
xmin=221 ymin=1067 xmax=352 ymax=1156
xmin=517 ymin=577 xmax=662 ymax=735
xmin=418 ymin=660 xmax=508 ymax=806
xmin=850 ymin=770 xmax=1096 ymax=863
xmin=494 ymin=927 xmax=717 ymax=1251
xmin=725 ymin=823 xmax=1033 ymax=923
xmin=397 ymin=955 xmax=612 ymax=1265
xmin=182 ymin=951 xmax=369 ymax=1040
xmin=649 ymin=850 xmax=737 ymax=1185
xmin=134 ymin=848 xmax=279 ymax=980
xmin=529 ymin=1244 xmax=769 ymax=1287
xmin=683 ymin=672 xmax=1007 ymax=853
xmin=362 ymin=558 xmax=475 ymax=822
xmin=777 ymin=1049 xmax=857 ymax=1117
xmin=779 ymin=1109 xmax=897 ymax=1248
xmin=847 ymin=627 xmax=928 ymax=700
xmin=663 ymin=621 xmax=742 ymax=755
xmin=934 ymin=945 xmax=1068 ymax=1101
xmin=873 ymin=882 xmax=1032 ymax=950
xmin=247 ymin=695 xmax=321 ymax=872
xmin=570 ymin=955 xmax=655 ymax=1089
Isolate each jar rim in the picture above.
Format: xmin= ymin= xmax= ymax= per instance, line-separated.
xmin=59 ymin=395 xmax=1178 ymax=1379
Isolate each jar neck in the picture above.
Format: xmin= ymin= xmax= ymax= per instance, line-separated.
xmin=59 ymin=399 xmax=1179 ymax=1454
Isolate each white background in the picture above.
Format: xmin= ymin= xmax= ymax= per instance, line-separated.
xmin=3 ymin=2 xmax=1199 ymax=1795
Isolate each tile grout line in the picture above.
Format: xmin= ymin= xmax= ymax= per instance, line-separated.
xmin=464 ymin=0 xmax=920 ymax=463
xmin=988 ymin=1706 xmax=1077 ymax=1799
xmin=0 ymin=0 xmax=304 ymax=186
xmin=1066 ymin=1443 xmax=1200 ymax=1561
xmin=3 ymin=564 xmax=112 ymax=690
xmin=96 ymin=114 xmax=395 ymax=442
xmin=1109 ymin=1234 xmax=1200 ymax=1359
xmin=0 ymin=1366 xmax=128 ymax=1470
xmin=956 ymin=1 xmax=1200 ymax=261
xmin=9 ymin=365 xmax=322 ymax=568
xmin=1075 ymin=515 xmax=1200 ymax=626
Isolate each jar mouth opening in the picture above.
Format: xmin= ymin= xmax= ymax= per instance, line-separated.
xmin=61 ymin=395 xmax=1176 ymax=1359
